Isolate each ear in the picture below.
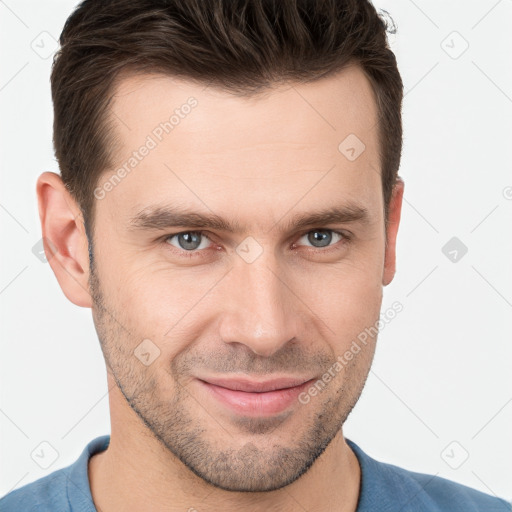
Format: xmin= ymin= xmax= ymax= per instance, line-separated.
xmin=36 ymin=171 xmax=93 ymax=307
xmin=382 ymin=178 xmax=404 ymax=286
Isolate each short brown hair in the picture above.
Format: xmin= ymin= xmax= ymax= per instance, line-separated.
xmin=51 ymin=0 xmax=403 ymax=239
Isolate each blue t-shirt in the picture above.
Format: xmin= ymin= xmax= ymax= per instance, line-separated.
xmin=1 ymin=435 xmax=510 ymax=511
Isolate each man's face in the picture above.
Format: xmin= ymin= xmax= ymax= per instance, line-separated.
xmin=89 ymin=65 xmax=395 ymax=492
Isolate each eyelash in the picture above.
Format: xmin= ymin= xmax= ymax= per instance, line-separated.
xmin=162 ymin=229 xmax=351 ymax=259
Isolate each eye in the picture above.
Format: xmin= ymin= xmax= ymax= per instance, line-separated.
xmin=295 ymin=229 xmax=349 ymax=249
xmin=162 ymin=228 xmax=350 ymax=259
xmin=165 ymin=231 xmax=213 ymax=253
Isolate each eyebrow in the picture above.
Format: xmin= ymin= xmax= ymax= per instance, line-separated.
xmin=127 ymin=203 xmax=370 ymax=234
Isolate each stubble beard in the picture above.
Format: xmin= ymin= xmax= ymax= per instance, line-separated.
xmin=88 ymin=253 xmax=372 ymax=492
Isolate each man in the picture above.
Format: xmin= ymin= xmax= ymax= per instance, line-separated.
xmin=1 ymin=0 xmax=509 ymax=511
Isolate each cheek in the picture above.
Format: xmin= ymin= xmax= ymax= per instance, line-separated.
xmin=126 ymin=266 xmax=221 ymax=312
xmin=313 ymin=272 xmax=382 ymax=342
xmin=105 ymin=264 xmax=221 ymax=356
xmin=293 ymin=247 xmax=384 ymax=347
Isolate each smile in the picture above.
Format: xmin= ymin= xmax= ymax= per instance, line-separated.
xmin=195 ymin=376 xmax=316 ymax=417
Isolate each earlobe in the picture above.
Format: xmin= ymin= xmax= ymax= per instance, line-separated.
xmin=382 ymin=178 xmax=404 ymax=286
xmin=36 ymin=171 xmax=93 ymax=308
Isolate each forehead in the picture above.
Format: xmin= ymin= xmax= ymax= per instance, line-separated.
xmin=99 ymin=65 xmax=382 ymax=227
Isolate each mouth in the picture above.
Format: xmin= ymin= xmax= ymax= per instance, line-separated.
xmin=195 ymin=376 xmax=316 ymax=417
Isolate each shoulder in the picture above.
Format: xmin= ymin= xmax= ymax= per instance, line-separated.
xmin=386 ymin=461 xmax=510 ymax=511
xmin=0 ymin=435 xmax=110 ymax=512
xmin=402 ymin=469 xmax=512 ymax=512
xmin=0 ymin=467 xmax=71 ymax=512
xmin=346 ymin=439 xmax=511 ymax=512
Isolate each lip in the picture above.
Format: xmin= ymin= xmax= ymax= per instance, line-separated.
xmin=195 ymin=376 xmax=315 ymax=417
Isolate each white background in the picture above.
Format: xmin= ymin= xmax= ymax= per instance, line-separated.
xmin=1 ymin=0 xmax=511 ymax=503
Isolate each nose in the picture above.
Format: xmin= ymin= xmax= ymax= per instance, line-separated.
xmin=218 ymin=254 xmax=302 ymax=358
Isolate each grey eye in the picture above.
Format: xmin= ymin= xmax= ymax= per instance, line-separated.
xmin=299 ymin=230 xmax=343 ymax=248
xmin=166 ymin=231 xmax=210 ymax=251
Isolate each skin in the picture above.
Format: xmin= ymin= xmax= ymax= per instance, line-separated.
xmin=37 ymin=63 xmax=404 ymax=512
